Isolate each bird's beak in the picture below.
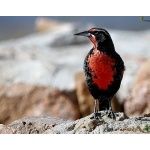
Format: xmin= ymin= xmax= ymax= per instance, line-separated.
xmin=74 ymin=31 xmax=91 ymax=37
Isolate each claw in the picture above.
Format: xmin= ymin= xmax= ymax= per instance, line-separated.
xmin=90 ymin=112 xmax=101 ymax=119
xmin=107 ymin=107 xmax=116 ymax=120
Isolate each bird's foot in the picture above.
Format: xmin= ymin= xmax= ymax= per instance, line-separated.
xmin=107 ymin=108 xmax=116 ymax=120
xmin=90 ymin=99 xmax=101 ymax=119
xmin=90 ymin=112 xmax=101 ymax=120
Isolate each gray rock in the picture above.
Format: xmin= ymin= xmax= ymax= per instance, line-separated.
xmin=5 ymin=111 xmax=150 ymax=134
xmin=0 ymin=84 xmax=81 ymax=124
xmin=8 ymin=116 xmax=70 ymax=134
xmin=45 ymin=113 xmax=150 ymax=134
xmin=116 ymin=59 xmax=142 ymax=103
xmin=50 ymin=23 xmax=95 ymax=47
xmin=0 ymin=124 xmax=16 ymax=134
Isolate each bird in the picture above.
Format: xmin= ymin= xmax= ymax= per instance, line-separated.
xmin=74 ymin=28 xmax=125 ymax=119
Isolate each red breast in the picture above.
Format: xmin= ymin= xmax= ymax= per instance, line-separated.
xmin=87 ymin=49 xmax=116 ymax=90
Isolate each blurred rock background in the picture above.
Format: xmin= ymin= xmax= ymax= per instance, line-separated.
xmin=0 ymin=16 xmax=150 ymax=124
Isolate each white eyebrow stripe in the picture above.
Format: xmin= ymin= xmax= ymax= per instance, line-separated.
xmin=92 ymin=28 xmax=109 ymax=35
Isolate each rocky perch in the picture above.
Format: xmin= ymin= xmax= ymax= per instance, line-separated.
xmin=1 ymin=111 xmax=150 ymax=134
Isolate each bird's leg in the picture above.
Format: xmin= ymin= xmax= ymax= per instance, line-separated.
xmin=94 ymin=99 xmax=98 ymax=119
xmin=94 ymin=100 xmax=98 ymax=119
xmin=107 ymin=100 xmax=116 ymax=120
xmin=90 ymin=99 xmax=101 ymax=119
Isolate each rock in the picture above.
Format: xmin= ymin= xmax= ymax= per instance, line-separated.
xmin=124 ymin=81 xmax=150 ymax=117
xmin=75 ymin=72 xmax=123 ymax=117
xmin=0 ymin=124 xmax=16 ymax=134
xmin=35 ymin=17 xmax=92 ymax=47
xmin=35 ymin=17 xmax=61 ymax=32
xmin=44 ymin=112 xmax=150 ymax=134
xmin=75 ymin=72 xmax=94 ymax=117
xmin=124 ymin=60 xmax=150 ymax=117
xmin=50 ymin=33 xmax=89 ymax=47
xmin=116 ymin=57 xmax=146 ymax=103
xmin=49 ymin=22 xmax=94 ymax=47
xmin=3 ymin=111 xmax=150 ymax=134
xmin=8 ymin=116 xmax=70 ymax=134
xmin=111 ymin=96 xmax=124 ymax=112
xmin=0 ymin=84 xmax=81 ymax=124
xmin=133 ymin=59 xmax=150 ymax=84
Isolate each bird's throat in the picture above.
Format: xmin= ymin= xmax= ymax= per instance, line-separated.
xmin=88 ymin=36 xmax=97 ymax=49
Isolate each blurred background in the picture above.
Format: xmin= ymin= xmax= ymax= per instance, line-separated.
xmin=0 ymin=16 xmax=150 ymax=125
xmin=1 ymin=16 xmax=150 ymax=41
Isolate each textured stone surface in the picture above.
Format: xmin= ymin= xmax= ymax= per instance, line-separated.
xmin=44 ymin=112 xmax=150 ymax=134
xmin=2 ymin=112 xmax=149 ymax=134
xmin=8 ymin=116 xmax=70 ymax=134
xmin=133 ymin=60 xmax=150 ymax=84
xmin=0 ymin=84 xmax=80 ymax=124
xmin=0 ymin=124 xmax=16 ymax=134
xmin=75 ymin=72 xmax=94 ymax=117
xmin=124 ymin=60 xmax=150 ymax=117
xmin=8 ymin=116 xmax=69 ymax=134
xmin=117 ymin=57 xmax=145 ymax=103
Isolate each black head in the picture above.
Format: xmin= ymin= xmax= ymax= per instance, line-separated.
xmin=88 ymin=28 xmax=111 ymax=42
xmin=75 ymin=28 xmax=114 ymax=49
